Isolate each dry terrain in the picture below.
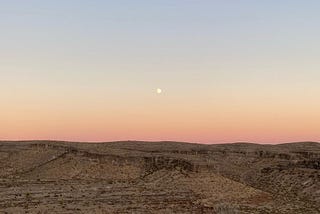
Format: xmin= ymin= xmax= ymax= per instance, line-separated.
xmin=0 ymin=141 xmax=319 ymax=213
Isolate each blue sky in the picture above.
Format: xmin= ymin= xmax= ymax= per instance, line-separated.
xmin=1 ymin=1 xmax=320 ymax=143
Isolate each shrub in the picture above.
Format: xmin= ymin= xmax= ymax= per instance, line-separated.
xmin=213 ymin=203 xmax=239 ymax=214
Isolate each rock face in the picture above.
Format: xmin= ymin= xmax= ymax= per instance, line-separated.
xmin=144 ymin=156 xmax=195 ymax=174
xmin=0 ymin=141 xmax=319 ymax=213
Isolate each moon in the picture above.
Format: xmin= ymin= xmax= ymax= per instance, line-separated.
xmin=156 ymin=88 xmax=162 ymax=94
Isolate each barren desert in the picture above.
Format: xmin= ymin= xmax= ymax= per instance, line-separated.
xmin=0 ymin=141 xmax=319 ymax=213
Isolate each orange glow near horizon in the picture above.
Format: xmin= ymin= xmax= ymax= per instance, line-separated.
xmin=1 ymin=95 xmax=319 ymax=144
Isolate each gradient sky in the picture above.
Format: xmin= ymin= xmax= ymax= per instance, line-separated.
xmin=1 ymin=0 xmax=320 ymax=143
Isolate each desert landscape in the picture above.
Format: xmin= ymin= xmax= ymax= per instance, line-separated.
xmin=2 ymin=1 xmax=320 ymax=213
xmin=0 ymin=141 xmax=319 ymax=213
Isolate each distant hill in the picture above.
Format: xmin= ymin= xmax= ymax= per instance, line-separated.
xmin=0 ymin=141 xmax=319 ymax=213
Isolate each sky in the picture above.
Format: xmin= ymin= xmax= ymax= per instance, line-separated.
xmin=1 ymin=0 xmax=320 ymax=144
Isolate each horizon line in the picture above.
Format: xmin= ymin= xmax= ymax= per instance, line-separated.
xmin=0 ymin=139 xmax=319 ymax=145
